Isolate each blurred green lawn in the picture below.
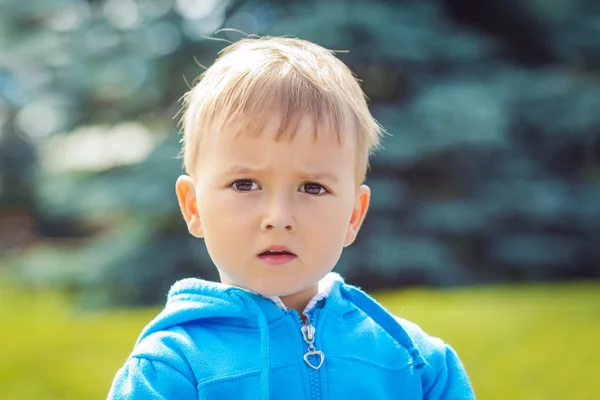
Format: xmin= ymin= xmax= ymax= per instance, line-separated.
xmin=1 ymin=280 xmax=598 ymax=399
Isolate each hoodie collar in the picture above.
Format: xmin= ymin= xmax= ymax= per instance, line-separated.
xmin=249 ymin=271 xmax=338 ymax=316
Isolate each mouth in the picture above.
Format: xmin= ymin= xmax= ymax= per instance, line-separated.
xmin=258 ymin=246 xmax=297 ymax=265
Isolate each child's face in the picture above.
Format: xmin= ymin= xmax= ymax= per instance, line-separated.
xmin=176 ymin=115 xmax=370 ymax=297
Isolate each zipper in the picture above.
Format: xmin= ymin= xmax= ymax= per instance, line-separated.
xmin=293 ymin=310 xmax=323 ymax=400
xmin=301 ymin=315 xmax=325 ymax=370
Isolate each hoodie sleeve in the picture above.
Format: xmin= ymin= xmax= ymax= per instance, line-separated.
xmin=422 ymin=344 xmax=475 ymax=400
xmin=107 ymin=357 xmax=197 ymax=399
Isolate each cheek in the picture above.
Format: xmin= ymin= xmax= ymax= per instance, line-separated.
xmin=198 ymin=192 xmax=257 ymax=236
xmin=304 ymin=197 xmax=353 ymax=239
xmin=200 ymin=195 xmax=257 ymax=265
xmin=305 ymin=208 xmax=348 ymax=267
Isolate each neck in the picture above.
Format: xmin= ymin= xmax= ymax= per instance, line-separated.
xmin=279 ymin=284 xmax=319 ymax=320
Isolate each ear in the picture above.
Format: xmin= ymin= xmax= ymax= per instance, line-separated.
xmin=175 ymin=175 xmax=203 ymax=238
xmin=344 ymin=184 xmax=370 ymax=247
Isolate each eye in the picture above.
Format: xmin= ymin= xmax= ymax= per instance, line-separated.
xmin=231 ymin=179 xmax=260 ymax=192
xmin=300 ymin=182 xmax=328 ymax=195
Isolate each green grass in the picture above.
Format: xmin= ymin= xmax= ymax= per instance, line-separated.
xmin=377 ymin=282 xmax=600 ymax=400
xmin=1 ymin=281 xmax=598 ymax=399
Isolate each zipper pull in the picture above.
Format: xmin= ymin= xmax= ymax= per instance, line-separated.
xmin=301 ymin=324 xmax=315 ymax=341
xmin=301 ymin=323 xmax=325 ymax=370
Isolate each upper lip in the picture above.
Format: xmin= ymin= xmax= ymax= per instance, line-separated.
xmin=259 ymin=245 xmax=296 ymax=255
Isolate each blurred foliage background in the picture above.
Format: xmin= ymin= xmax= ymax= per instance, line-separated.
xmin=0 ymin=0 xmax=599 ymax=399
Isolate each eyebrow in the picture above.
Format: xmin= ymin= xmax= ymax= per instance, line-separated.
xmin=223 ymin=165 xmax=339 ymax=183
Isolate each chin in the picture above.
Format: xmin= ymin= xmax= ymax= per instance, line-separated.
xmin=219 ymin=266 xmax=326 ymax=297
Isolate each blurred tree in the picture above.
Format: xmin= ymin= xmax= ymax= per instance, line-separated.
xmin=1 ymin=0 xmax=598 ymax=305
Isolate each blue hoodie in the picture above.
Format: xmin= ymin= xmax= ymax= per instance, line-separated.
xmin=108 ymin=273 xmax=474 ymax=399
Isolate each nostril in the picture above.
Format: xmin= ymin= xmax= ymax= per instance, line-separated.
xmin=261 ymin=221 xmax=294 ymax=231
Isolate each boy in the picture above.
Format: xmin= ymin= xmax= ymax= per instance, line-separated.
xmin=108 ymin=36 xmax=474 ymax=399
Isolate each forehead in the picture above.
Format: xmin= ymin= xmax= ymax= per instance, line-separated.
xmin=209 ymin=109 xmax=354 ymax=149
xmin=232 ymin=107 xmax=352 ymax=145
xmin=200 ymin=113 xmax=357 ymax=173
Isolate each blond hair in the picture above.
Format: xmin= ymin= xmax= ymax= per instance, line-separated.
xmin=179 ymin=36 xmax=383 ymax=184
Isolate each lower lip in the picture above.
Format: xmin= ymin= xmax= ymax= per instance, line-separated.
xmin=258 ymin=254 xmax=297 ymax=265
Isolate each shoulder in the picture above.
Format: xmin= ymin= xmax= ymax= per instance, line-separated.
xmin=128 ymin=324 xmax=199 ymax=382
xmin=394 ymin=315 xmax=446 ymax=357
xmin=392 ymin=316 xmax=447 ymax=363
xmin=108 ymin=325 xmax=200 ymax=398
xmin=393 ymin=316 xmax=474 ymax=398
xmin=133 ymin=324 xmax=196 ymax=359
xmin=129 ymin=317 xmax=234 ymax=381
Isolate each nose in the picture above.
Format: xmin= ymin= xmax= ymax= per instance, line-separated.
xmin=261 ymin=196 xmax=296 ymax=232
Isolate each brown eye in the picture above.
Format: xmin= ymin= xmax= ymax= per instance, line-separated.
xmin=300 ymin=182 xmax=326 ymax=195
xmin=232 ymin=179 xmax=259 ymax=192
